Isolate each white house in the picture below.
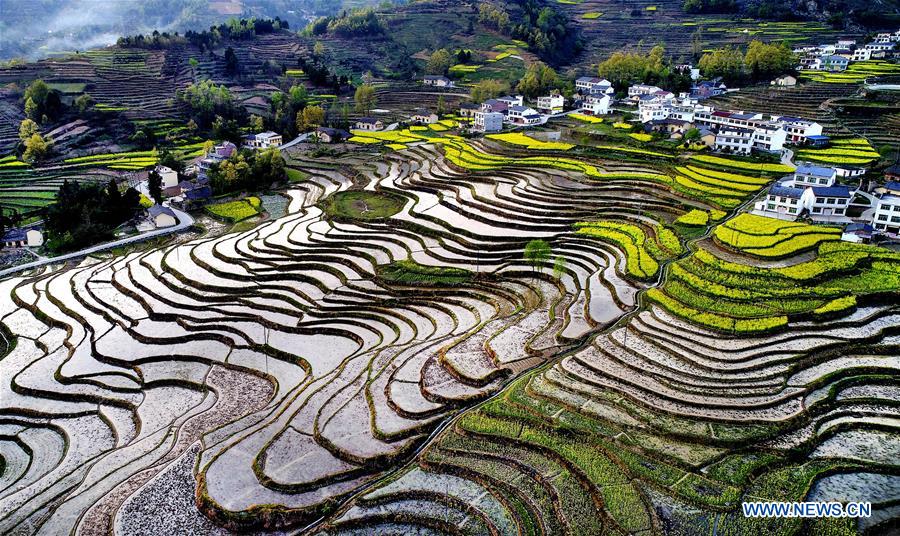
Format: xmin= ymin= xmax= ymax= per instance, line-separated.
xmin=148 ymin=205 xmax=178 ymax=228
xmin=628 ymin=84 xmax=663 ymax=100
xmin=26 ymin=229 xmax=43 ymax=247
xmin=474 ymin=111 xmax=504 ymax=133
xmin=794 ymin=164 xmax=837 ymax=187
xmin=536 ymin=94 xmax=564 ymax=114
xmin=411 ymin=109 xmax=439 ymax=124
xmin=751 ymin=125 xmax=787 ymax=152
xmin=581 ymin=94 xmax=611 ymax=116
xmin=497 ymin=95 xmax=524 ymax=107
xmin=801 ymin=185 xmax=852 ymax=222
xmin=355 ymin=117 xmax=383 ymax=131
xmin=754 ymin=182 xmax=805 ymax=220
xmin=245 ymin=131 xmax=282 ymax=149
xmin=852 ymin=48 xmax=872 ymax=62
xmin=423 ymin=75 xmax=454 ymax=87
xmin=834 ymin=165 xmax=866 ymax=179
xmin=506 ymin=106 xmax=542 ymax=125
xmin=873 ymin=194 xmax=900 ymax=233
xmin=714 ymin=127 xmax=754 ymax=155
xmin=575 ymin=76 xmax=614 ymax=95
xmin=778 ymin=116 xmax=823 ymax=144
xmin=156 ymin=165 xmax=179 ymax=189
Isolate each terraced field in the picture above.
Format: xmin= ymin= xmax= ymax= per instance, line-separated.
xmin=1 ymin=129 xmax=897 ymax=535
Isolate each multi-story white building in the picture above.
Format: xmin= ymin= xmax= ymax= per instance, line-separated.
xmin=755 ymin=182 xmax=805 ymax=220
xmin=473 ymin=111 xmax=504 ymax=133
xmin=627 ymin=84 xmax=663 ymax=101
xmin=694 ymin=109 xmax=822 ymax=145
xmin=497 ymin=95 xmax=524 ymax=108
xmin=778 ymin=116 xmax=824 ymax=144
xmin=244 ymin=131 xmax=283 ymax=149
xmin=793 ymin=164 xmax=837 ymax=187
xmin=801 ymin=185 xmax=852 ymax=221
xmin=580 ymin=94 xmax=611 ymax=115
xmin=873 ymin=194 xmax=900 ymax=233
xmin=506 ymin=105 xmax=542 ymax=125
xmin=536 ymin=94 xmax=565 ymax=114
xmin=575 ymin=77 xmax=614 ymax=95
xmin=750 ymin=125 xmax=787 ymax=152
xmin=714 ymin=127 xmax=754 ymax=155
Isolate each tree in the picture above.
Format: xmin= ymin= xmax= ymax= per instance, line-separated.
xmin=249 ymin=114 xmax=265 ymax=131
xmin=470 ymin=79 xmax=509 ymax=103
xmin=74 ymin=93 xmax=94 ymax=113
xmin=203 ymin=139 xmax=215 ymax=154
xmin=314 ymin=41 xmax=325 ymax=57
xmin=18 ymin=119 xmax=38 ymax=141
xmin=552 ymin=255 xmax=566 ymax=280
xmin=516 ymin=62 xmax=558 ymax=99
xmin=436 ymin=95 xmax=445 ymax=116
xmin=744 ymin=40 xmax=794 ymax=78
xmin=524 ymin=239 xmax=551 ymax=272
xmin=355 ymin=84 xmax=377 ymax=114
xmin=297 ymin=105 xmax=325 ymax=131
xmin=426 ymin=48 xmax=453 ymax=75
xmin=224 ymin=46 xmax=239 ymax=75
xmin=684 ymin=128 xmax=701 ymax=142
xmin=188 ymin=57 xmax=199 ymax=77
xmin=24 ymin=97 xmax=38 ymax=121
xmin=698 ymin=46 xmax=746 ymax=82
xmin=23 ymin=133 xmax=49 ymax=163
xmin=23 ymin=79 xmax=63 ymax=123
xmin=148 ymin=169 xmax=163 ymax=204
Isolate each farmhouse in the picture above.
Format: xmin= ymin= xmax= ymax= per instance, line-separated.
xmin=1 ymin=228 xmax=43 ymax=248
xmin=473 ymin=111 xmax=503 ymax=133
xmin=156 ymin=165 xmax=179 ymax=189
xmin=691 ymin=79 xmax=727 ymax=99
xmin=148 ymin=205 xmax=178 ymax=228
xmin=644 ymin=119 xmax=692 ymax=137
xmin=802 ymin=185 xmax=852 ymax=222
xmin=536 ymin=94 xmax=564 ymax=114
xmin=580 ymin=94 xmax=611 ymax=115
xmin=315 ymin=127 xmax=349 ymax=143
xmin=355 ymin=118 xmax=384 ymax=131
xmin=714 ymin=127 xmax=754 ymax=155
xmin=506 ymin=105 xmax=542 ymax=126
xmin=481 ymin=99 xmax=509 ymax=114
xmin=575 ymin=77 xmax=614 ymax=95
xmin=754 ymin=182 xmax=805 ymax=220
xmin=627 ymin=84 xmax=663 ymax=101
xmin=244 ymin=131 xmax=283 ymax=149
xmin=873 ymin=194 xmax=900 ymax=233
xmin=411 ymin=109 xmax=439 ymax=124
xmin=458 ymin=102 xmax=480 ymax=118
xmin=794 ymin=164 xmax=837 ymax=187
xmin=423 ymin=75 xmax=454 ymax=87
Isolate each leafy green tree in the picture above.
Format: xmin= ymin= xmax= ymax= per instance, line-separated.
xmin=684 ymin=128 xmax=701 ymax=142
xmin=224 ymin=46 xmax=239 ymax=75
xmin=744 ymin=40 xmax=794 ymax=78
xmin=18 ymin=119 xmax=38 ymax=141
xmin=188 ymin=57 xmax=199 ymax=77
xmin=516 ymin=62 xmax=559 ymax=99
xmin=314 ymin=41 xmax=325 ymax=57
xmin=524 ymin=239 xmax=551 ymax=272
xmin=297 ymin=105 xmax=325 ymax=131
xmin=23 ymin=133 xmax=50 ymax=163
xmin=470 ymin=79 xmax=509 ymax=103
xmin=552 ymin=255 xmax=566 ymax=279
xmin=249 ymin=114 xmax=265 ymax=131
xmin=355 ymin=84 xmax=377 ymax=114
xmin=698 ymin=46 xmax=746 ymax=82
xmin=436 ymin=95 xmax=445 ymax=116
xmin=426 ymin=48 xmax=453 ymax=75
xmin=74 ymin=93 xmax=94 ymax=113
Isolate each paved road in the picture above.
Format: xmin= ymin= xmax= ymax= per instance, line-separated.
xmin=781 ymin=148 xmax=794 ymax=167
xmin=0 ymin=206 xmax=195 ymax=279
xmin=277 ymin=133 xmax=312 ymax=151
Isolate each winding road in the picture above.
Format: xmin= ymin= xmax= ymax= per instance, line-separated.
xmin=0 ymin=205 xmax=194 ymax=279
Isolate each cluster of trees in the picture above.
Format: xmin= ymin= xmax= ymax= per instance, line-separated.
xmin=117 ymin=17 xmax=289 ymax=51
xmin=516 ymin=63 xmax=559 ymax=99
xmin=177 ymin=80 xmax=245 ymax=129
xmin=355 ymin=84 xmax=378 ymax=114
xmin=699 ymin=40 xmax=794 ymax=83
xmin=683 ymin=0 xmax=738 ymax=14
xmin=470 ymin=79 xmax=510 ymax=102
xmin=478 ymin=1 xmax=581 ymax=65
xmin=44 ymin=180 xmax=142 ymax=253
xmin=207 ymin=148 xmax=286 ymax=195
xmin=296 ymin=56 xmax=349 ymax=90
xmin=22 ymin=80 xmax=64 ymax=124
xmin=426 ymin=48 xmax=476 ymax=76
xmin=18 ymin=119 xmax=51 ymax=163
xmin=597 ymin=46 xmax=693 ymax=93
xmin=304 ymin=8 xmax=384 ymax=38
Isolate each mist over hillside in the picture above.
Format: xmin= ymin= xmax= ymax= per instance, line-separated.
xmin=0 ymin=0 xmax=384 ymax=60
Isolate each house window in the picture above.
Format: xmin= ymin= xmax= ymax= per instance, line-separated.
xmin=788 ymin=208 xmax=797 ymax=214
xmin=879 ymin=214 xmax=889 ymax=221
xmin=819 ymin=178 xmax=828 ymax=184
xmin=835 ymin=208 xmax=844 ymax=215
xmin=892 ymin=216 xmax=900 ymax=223
xmin=826 ymin=198 xmax=836 ymax=204
xmin=767 ymin=203 xmax=775 ymax=210
xmin=790 ymin=199 xmax=798 ymax=205
xmin=813 ymin=207 xmax=822 ymax=213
